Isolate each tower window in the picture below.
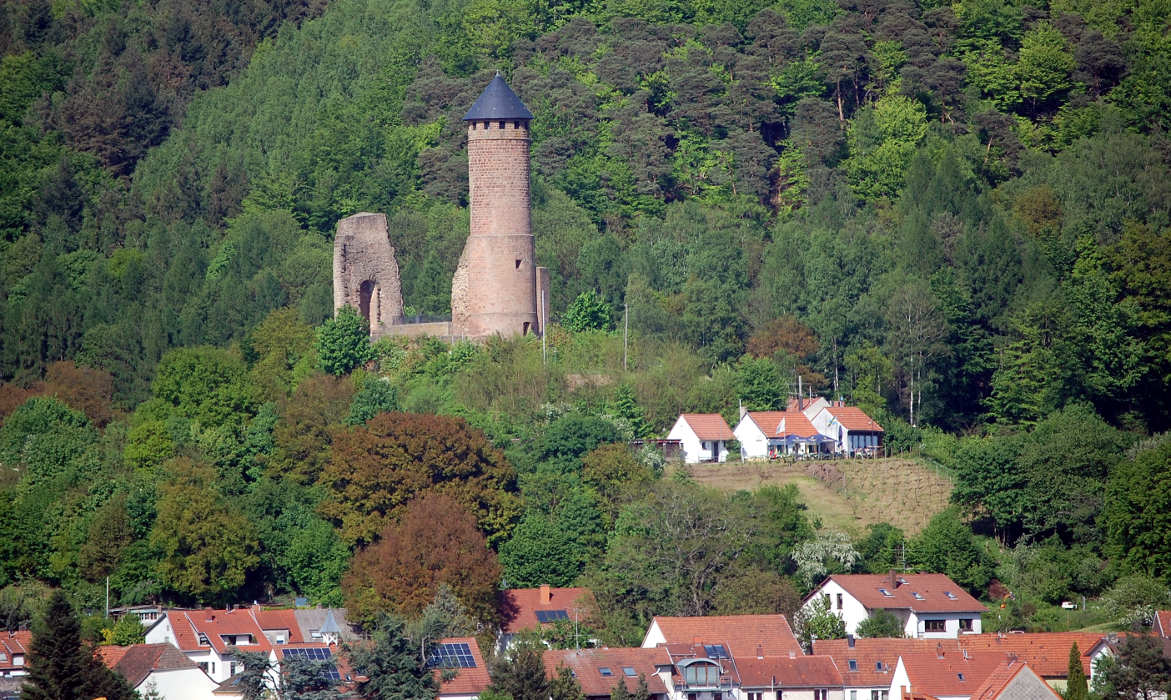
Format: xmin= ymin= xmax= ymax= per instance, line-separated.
xmin=514 ymin=121 xmax=520 ymax=129
xmin=515 ymin=259 xmax=522 ymax=269
xmin=499 ymin=120 xmax=505 ymax=129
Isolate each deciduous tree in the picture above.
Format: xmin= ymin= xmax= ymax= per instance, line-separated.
xmin=342 ymin=493 xmax=502 ymax=628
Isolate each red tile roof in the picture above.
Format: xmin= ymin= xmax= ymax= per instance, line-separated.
xmin=823 ymin=407 xmax=883 ymax=432
xmin=813 ymin=638 xmax=949 ymax=688
xmin=544 ymin=647 xmax=670 ymax=697
xmin=744 ymin=412 xmax=787 ymax=435
xmin=501 ymin=586 xmax=595 ymax=634
xmin=436 ymin=637 xmax=491 ymax=697
xmin=774 ymin=412 xmax=819 ymax=438
xmin=166 ymin=609 xmax=272 ymax=654
xmin=899 ymin=649 xmax=1007 ymax=697
xmin=100 ymin=643 xmax=201 ymax=687
xmin=251 ymin=606 xmax=305 ymax=643
xmin=820 ymin=574 xmax=986 ymax=613
xmin=1156 ymin=611 xmax=1171 ymax=638
xmin=737 ymin=655 xmax=843 ymax=688
xmin=0 ymin=630 xmax=31 ymax=671
xmin=679 ymin=414 xmax=734 ymax=441
xmin=956 ymin=633 xmax=1104 ymax=678
xmin=970 ymin=660 xmax=1060 ymax=700
xmin=647 ymin=615 xmax=803 ymax=658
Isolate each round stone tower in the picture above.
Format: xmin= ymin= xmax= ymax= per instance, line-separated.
xmin=451 ymin=73 xmax=539 ymax=338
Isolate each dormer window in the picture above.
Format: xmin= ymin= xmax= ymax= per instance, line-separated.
xmin=197 ymin=632 xmax=210 ymax=646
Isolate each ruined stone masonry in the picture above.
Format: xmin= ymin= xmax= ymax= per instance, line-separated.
xmin=332 ymin=74 xmax=548 ymax=341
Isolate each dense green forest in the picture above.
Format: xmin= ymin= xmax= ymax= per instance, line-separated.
xmin=1 ymin=0 xmax=1170 ymax=648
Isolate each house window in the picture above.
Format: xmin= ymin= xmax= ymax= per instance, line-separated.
xmin=624 ymin=667 xmax=637 ymax=677
xmin=944 ymin=591 xmax=957 ymax=600
xmin=823 ymin=594 xmax=831 ymax=607
xmin=878 ymin=588 xmax=893 ymax=597
xmin=836 ymin=593 xmax=843 ymax=610
xmin=200 ymin=662 xmax=210 ymax=674
xmin=600 ymin=667 xmax=613 ymax=677
xmin=849 ymin=692 xmax=856 ymax=700
xmin=815 ymin=690 xmax=827 ymax=700
xmin=848 ymin=659 xmax=857 ymax=671
xmin=959 ymin=618 xmax=974 ymax=631
xmin=924 ymin=619 xmax=946 ymax=632
xmin=749 ymin=693 xmax=763 ymax=700
xmin=211 ymin=662 xmax=216 ymax=675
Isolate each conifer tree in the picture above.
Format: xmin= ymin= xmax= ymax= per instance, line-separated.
xmin=489 ymin=643 xmax=549 ymax=700
xmin=21 ymin=591 xmax=135 ymax=700
xmin=610 ymin=677 xmax=633 ymax=700
xmin=1065 ymin=642 xmax=1088 ymax=700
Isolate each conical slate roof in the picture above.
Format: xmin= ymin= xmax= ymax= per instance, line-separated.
xmin=463 ymin=73 xmax=533 ymax=121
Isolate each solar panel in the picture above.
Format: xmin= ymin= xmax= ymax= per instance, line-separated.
xmin=535 ymin=610 xmax=569 ymax=623
xmin=281 ymin=648 xmax=341 ymax=680
xmin=703 ymin=644 xmax=728 ymax=659
xmin=428 ymin=642 xmax=476 ymax=668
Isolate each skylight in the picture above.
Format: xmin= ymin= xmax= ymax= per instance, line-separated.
xmin=703 ymin=644 xmax=729 ymax=659
xmin=848 ymin=659 xmax=857 ymax=671
xmin=600 ymin=667 xmax=614 ymax=677
xmin=624 ymin=667 xmax=638 ymax=677
xmin=878 ymin=588 xmax=893 ymax=597
xmin=911 ymin=592 xmax=924 ymax=600
xmin=944 ymin=591 xmax=958 ymax=600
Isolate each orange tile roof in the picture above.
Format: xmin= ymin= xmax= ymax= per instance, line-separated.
xmin=251 ymin=606 xmax=304 ymax=643
xmin=737 ymin=655 xmax=843 ymax=688
xmin=956 ymin=633 xmax=1104 ymax=678
xmin=0 ymin=630 xmax=31 ymax=672
xmin=824 ymin=407 xmax=883 ymax=432
xmin=100 ymin=643 xmax=200 ymax=687
xmin=167 ymin=609 xmax=272 ymax=654
xmin=1156 ymin=611 xmax=1171 ymax=638
xmin=648 ymin=615 xmax=802 ymax=658
xmin=436 ymin=637 xmax=491 ymax=697
xmin=544 ymin=647 xmax=670 ymax=697
xmin=970 ymin=660 xmax=1060 ymax=700
xmin=501 ymin=587 xmax=595 ymax=634
xmin=774 ymin=412 xmax=819 ymax=438
xmin=821 ymin=573 xmax=985 ymax=613
xmin=744 ymin=411 xmax=787 ymax=435
xmin=813 ymin=638 xmax=949 ymax=688
xmin=680 ymin=414 xmax=734 ymax=441
xmin=899 ymin=649 xmax=1007 ymax=697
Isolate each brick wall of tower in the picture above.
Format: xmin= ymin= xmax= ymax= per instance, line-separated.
xmin=452 ymin=119 xmax=538 ymax=338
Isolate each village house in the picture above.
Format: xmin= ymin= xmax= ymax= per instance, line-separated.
xmin=98 ymin=643 xmax=222 ymax=700
xmin=736 ymin=654 xmax=845 ymax=700
xmin=0 ymin=631 xmax=29 ymax=679
xmin=813 ymin=638 xmax=945 ymax=700
xmin=803 ymin=573 xmax=986 ymax=639
xmin=886 ymin=647 xmax=1014 ymax=700
xmin=498 ymin=585 xmax=595 ymax=652
xmin=954 ymin=632 xmax=1102 ymax=693
xmin=667 ymin=414 xmax=734 ymax=463
xmin=806 ymin=403 xmax=883 ymax=457
xmin=543 ymin=647 xmax=672 ymax=700
xmin=642 ymin=614 xmax=804 ymax=658
xmin=429 ymin=637 xmax=492 ymax=700
xmin=733 ymin=410 xmax=831 ymax=460
xmin=968 ymin=659 xmax=1060 ymax=700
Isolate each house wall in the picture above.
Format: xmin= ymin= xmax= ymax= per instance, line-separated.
xmin=137 ymin=668 xmax=220 ymax=700
xmin=808 ymin=410 xmax=840 ymax=452
xmin=904 ymin=613 xmax=981 ymax=639
xmin=843 ymin=687 xmax=890 ymax=700
xmin=887 ymin=661 xmax=910 ymax=700
xmin=641 ymin=621 xmax=666 ymax=649
xmin=143 ymin=618 xmax=176 ymax=646
xmin=803 ymin=581 xmax=868 ymax=636
xmin=666 ymin=420 xmax=725 ymax=463
xmin=738 ymin=689 xmax=844 ymax=700
xmin=733 ymin=419 xmax=768 ymax=460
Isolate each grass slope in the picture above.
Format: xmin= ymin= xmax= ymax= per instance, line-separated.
xmin=683 ymin=458 xmax=952 ymax=536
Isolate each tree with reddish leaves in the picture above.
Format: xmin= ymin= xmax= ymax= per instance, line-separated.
xmin=342 ymin=493 xmax=502 ymax=629
xmin=318 ymin=412 xmax=520 ymax=547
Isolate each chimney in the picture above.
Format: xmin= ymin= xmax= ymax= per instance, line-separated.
xmin=889 ymin=570 xmax=897 ymax=589
xmin=789 ymin=650 xmax=796 ymax=659
xmin=936 ymin=643 xmax=944 ymax=660
xmin=756 ymin=644 xmax=763 ymax=659
xmin=540 ymin=584 xmax=551 ymax=605
xmin=847 ymin=635 xmax=855 ymax=649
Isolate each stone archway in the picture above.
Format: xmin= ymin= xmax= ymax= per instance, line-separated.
xmin=333 ymin=213 xmax=404 ymax=338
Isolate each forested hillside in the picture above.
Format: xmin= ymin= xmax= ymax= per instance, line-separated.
xmin=1 ymin=0 xmax=1170 ymax=643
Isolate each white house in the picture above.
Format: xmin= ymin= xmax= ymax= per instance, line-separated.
xmin=144 ymin=608 xmax=279 ymax=685
xmin=99 ymin=643 xmax=222 ymax=700
xmin=733 ymin=411 xmax=828 ymax=459
xmin=807 ymin=404 xmax=883 ymax=457
xmin=804 ymin=573 xmax=985 ymax=639
xmin=667 ymin=414 xmax=734 ymax=463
